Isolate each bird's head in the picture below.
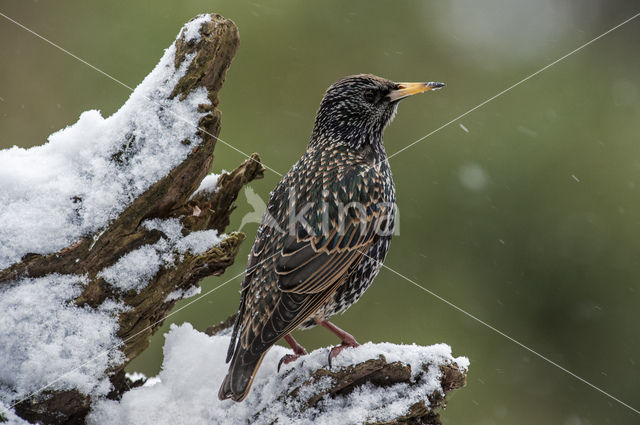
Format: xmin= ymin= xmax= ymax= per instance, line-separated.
xmin=311 ymin=74 xmax=444 ymax=151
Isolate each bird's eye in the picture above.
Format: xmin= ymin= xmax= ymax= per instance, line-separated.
xmin=363 ymin=89 xmax=377 ymax=103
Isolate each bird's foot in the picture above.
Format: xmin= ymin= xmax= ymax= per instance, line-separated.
xmin=313 ymin=318 xmax=360 ymax=368
xmin=278 ymin=334 xmax=308 ymax=372
xmin=327 ymin=338 xmax=360 ymax=369
xmin=278 ymin=352 xmax=306 ymax=372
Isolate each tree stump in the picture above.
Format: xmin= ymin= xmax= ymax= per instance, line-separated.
xmin=0 ymin=14 xmax=263 ymax=424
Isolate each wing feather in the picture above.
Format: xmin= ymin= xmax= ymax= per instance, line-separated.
xmin=227 ymin=145 xmax=389 ymax=365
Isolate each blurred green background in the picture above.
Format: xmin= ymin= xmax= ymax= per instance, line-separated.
xmin=2 ymin=1 xmax=639 ymax=423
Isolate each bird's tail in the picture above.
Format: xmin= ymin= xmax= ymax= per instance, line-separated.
xmin=218 ymin=349 xmax=267 ymax=402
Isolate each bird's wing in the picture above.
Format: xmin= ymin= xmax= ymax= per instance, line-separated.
xmin=274 ymin=209 xmax=380 ymax=294
xmin=273 ymin=147 xmax=388 ymax=295
xmin=228 ymin=147 xmax=390 ymax=358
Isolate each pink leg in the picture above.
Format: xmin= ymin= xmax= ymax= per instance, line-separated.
xmin=314 ymin=318 xmax=359 ymax=367
xmin=277 ymin=334 xmax=308 ymax=372
xmin=284 ymin=334 xmax=308 ymax=356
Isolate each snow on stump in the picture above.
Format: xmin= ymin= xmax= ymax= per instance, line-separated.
xmin=88 ymin=320 xmax=469 ymax=425
xmin=0 ymin=14 xmax=264 ymax=424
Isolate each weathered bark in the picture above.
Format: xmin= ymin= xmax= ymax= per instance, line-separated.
xmin=2 ymin=14 xmax=264 ymax=425
xmin=277 ymin=358 xmax=466 ymax=425
xmin=207 ymin=315 xmax=467 ymax=425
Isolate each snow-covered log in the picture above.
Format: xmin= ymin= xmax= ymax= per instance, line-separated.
xmin=87 ymin=316 xmax=468 ymax=425
xmin=0 ymin=14 xmax=264 ymax=424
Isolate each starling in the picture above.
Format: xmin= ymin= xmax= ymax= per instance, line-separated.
xmin=219 ymin=74 xmax=444 ymax=402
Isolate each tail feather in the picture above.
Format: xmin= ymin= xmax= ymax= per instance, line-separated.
xmin=220 ymin=293 xmax=324 ymax=401
xmin=225 ymin=307 xmax=244 ymax=363
xmin=218 ymin=350 xmax=266 ymax=402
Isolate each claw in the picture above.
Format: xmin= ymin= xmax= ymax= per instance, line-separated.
xmin=278 ymin=353 xmax=303 ymax=372
xmin=326 ymin=341 xmax=359 ymax=369
xmin=277 ymin=356 xmax=286 ymax=373
xmin=314 ymin=319 xmax=360 ymax=369
xmin=278 ymin=333 xmax=308 ymax=372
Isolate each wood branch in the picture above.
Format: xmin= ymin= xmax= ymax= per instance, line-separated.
xmin=207 ymin=315 xmax=468 ymax=425
xmin=275 ymin=358 xmax=466 ymax=425
xmin=1 ymin=14 xmax=264 ymax=425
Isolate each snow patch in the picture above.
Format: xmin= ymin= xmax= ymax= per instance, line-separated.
xmin=98 ymin=218 xmax=223 ymax=293
xmin=98 ymin=242 xmax=167 ymax=293
xmin=175 ymin=230 xmax=223 ymax=255
xmin=191 ymin=173 xmax=220 ymax=199
xmin=0 ymin=275 xmax=125 ymax=405
xmin=143 ymin=218 xmax=184 ymax=242
xmin=181 ymin=15 xmax=212 ymax=42
xmin=164 ymin=285 xmax=202 ymax=302
xmin=0 ymin=401 xmax=30 ymax=425
xmin=125 ymin=372 xmax=161 ymax=388
xmin=88 ymin=324 xmax=469 ymax=425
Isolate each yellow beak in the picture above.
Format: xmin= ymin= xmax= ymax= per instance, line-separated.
xmin=388 ymin=81 xmax=445 ymax=102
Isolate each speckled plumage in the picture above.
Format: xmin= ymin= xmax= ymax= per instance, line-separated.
xmin=219 ymin=74 xmax=443 ymax=402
